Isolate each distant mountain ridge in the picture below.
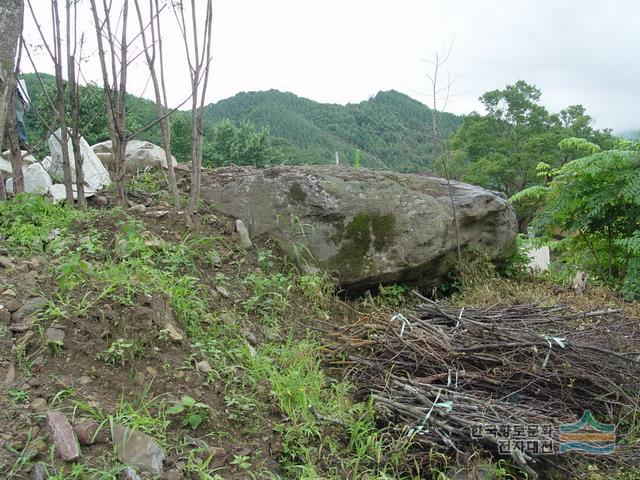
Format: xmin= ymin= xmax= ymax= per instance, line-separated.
xmin=203 ymin=89 xmax=463 ymax=171
xmin=21 ymin=73 xmax=462 ymax=172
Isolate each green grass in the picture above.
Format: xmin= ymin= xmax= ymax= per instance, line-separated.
xmin=0 ymin=195 xmax=424 ymax=479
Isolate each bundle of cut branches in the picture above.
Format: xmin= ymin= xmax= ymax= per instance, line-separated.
xmin=331 ymin=294 xmax=640 ymax=477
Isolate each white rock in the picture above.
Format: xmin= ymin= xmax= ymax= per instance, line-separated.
xmin=0 ymin=150 xmax=37 ymax=174
xmin=91 ymin=139 xmax=173 ymax=173
xmin=49 ymin=183 xmax=96 ymax=202
xmin=6 ymin=163 xmax=52 ymax=194
xmin=236 ymin=219 xmax=252 ymax=248
xmin=48 ymin=129 xmax=111 ymax=191
xmin=527 ymin=246 xmax=550 ymax=271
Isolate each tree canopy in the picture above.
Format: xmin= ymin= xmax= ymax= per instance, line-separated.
xmin=445 ymin=80 xmax=615 ymax=196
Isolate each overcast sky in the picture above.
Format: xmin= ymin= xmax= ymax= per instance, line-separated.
xmin=23 ymin=0 xmax=639 ymax=132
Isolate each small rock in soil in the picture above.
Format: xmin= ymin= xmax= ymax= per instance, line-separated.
xmin=27 ymin=377 xmax=42 ymax=387
xmin=244 ymin=330 xmax=258 ymax=346
xmin=164 ymin=469 xmax=184 ymax=480
xmin=30 ymin=397 xmax=48 ymax=413
xmin=112 ymin=424 xmax=164 ymax=476
xmin=118 ymin=466 xmax=142 ymax=480
xmin=74 ymin=420 xmax=99 ymax=446
xmin=4 ymin=363 xmax=16 ymax=386
xmin=215 ymin=285 xmax=230 ymax=298
xmin=235 ymin=219 xmax=252 ymax=248
xmin=25 ymin=439 xmax=48 ymax=456
xmin=2 ymin=288 xmax=17 ymax=297
xmin=5 ymin=299 xmax=20 ymax=312
xmin=146 ymin=210 xmax=169 ymax=218
xmin=0 ymin=256 xmax=14 ymax=269
xmin=134 ymin=371 xmax=146 ymax=386
xmin=31 ymin=464 xmax=47 ymax=480
xmin=0 ymin=306 xmax=10 ymax=323
xmin=128 ymin=204 xmax=146 ymax=213
xmin=164 ymin=323 xmax=183 ymax=342
xmin=47 ymin=410 xmax=80 ymax=462
xmin=78 ymin=375 xmax=93 ymax=386
xmin=16 ymin=330 xmax=35 ymax=348
xmin=196 ymin=360 xmax=212 ymax=374
xmin=45 ymin=327 xmax=65 ymax=346
xmin=12 ymin=297 xmax=48 ymax=323
xmin=95 ymin=196 xmax=108 ymax=207
xmin=23 ymin=271 xmax=39 ymax=289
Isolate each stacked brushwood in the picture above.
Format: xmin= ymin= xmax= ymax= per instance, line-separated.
xmin=331 ymin=294 xmax=640 ymax=477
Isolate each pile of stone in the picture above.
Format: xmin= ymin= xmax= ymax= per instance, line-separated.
xmin=2 ymin=133 xmax=169 ymax=202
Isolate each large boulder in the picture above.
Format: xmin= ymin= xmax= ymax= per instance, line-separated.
xmin=91 ymin=140 xmax=172 ymax=174
xmin=48 ymin=130 xmax=111 ymax=191
xmin=6 ymin=163 xmax=53 ymax=194
xmin=200 ymin=166 xmax=517 ymax=289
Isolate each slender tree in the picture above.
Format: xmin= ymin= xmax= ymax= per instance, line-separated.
xmin=425 ymin=43 xmax=462 ymax=262
xmin=173 ymin=0 xmax=213 ymax=213
xmin=26 ymin=0 xmax=75 ymax=203
xmin=89 ymin=0 xmax=130 ymax=206
xmin=0 ymin=0 xmax=24 ymax=200
xmin=134 ymin=0 xmax=180 ymax=208
xmin=66 ymin=0 xmax=86 ymax=208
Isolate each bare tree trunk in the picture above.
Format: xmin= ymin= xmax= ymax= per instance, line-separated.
xmin=174 ymin=0 xmax=213 ymax=214
xmin=89 ymin=0 xmax=129 ymax=207
xmin=0 ymin=167 xmax=5 ymax=200
xmin=66 ymin=0 xmax=85 ymax=209
xmin=133 ymin=0 xmax=179 ymax=208
xmin=45 ymin=0 xmax=74 ymax=204
xmin=0 ymin=0 xmax=24 ymax=151
xmin=6 ymin=108 xmax=24 ymax=194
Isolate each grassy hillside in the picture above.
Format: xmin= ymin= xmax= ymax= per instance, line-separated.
xmin=21 ymin=73 xmax=461 ymax=172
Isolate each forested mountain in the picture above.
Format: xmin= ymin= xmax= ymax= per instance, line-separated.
xmin=203 ymin=89 xmax=462 ymax=171
xmin=21 ymin=73 xmax=461 ymax=172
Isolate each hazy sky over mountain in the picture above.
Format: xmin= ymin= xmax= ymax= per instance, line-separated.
xmin=23 ymin=0 xmax=639 ymax=131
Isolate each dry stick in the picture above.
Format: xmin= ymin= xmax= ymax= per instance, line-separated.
xmin=427 ymin=47 xmax=461 ymax=263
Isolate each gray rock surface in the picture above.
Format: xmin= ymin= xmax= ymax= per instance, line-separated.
xmin=112 ymin=424 xmax=164 ymax=475
xmin=200 ymin=165 xmax=517 ymax=289
xmin=12 ymin=297 xmax=48 ymax=323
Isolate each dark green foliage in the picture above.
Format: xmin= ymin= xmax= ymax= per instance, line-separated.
xmin=446 ymin=81 xmax=615 ymax=197
xmin=203 ymin=119 xmax=278 ymax=167
xmin=530 ymin=147 xmax=640 ymax=298
xmin=203 ymin=89 xmax=462 ymax=172
xmin=23 ymin=73 xmax=460 ymax=173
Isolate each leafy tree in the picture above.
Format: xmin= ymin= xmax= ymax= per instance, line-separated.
xmin=204 ymin=119 xmax=278 ymax=167
xmin=446 ymin=81 xmax=615 ymax=197
xmin=523 ymin=143 xmax=640 ymax=298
